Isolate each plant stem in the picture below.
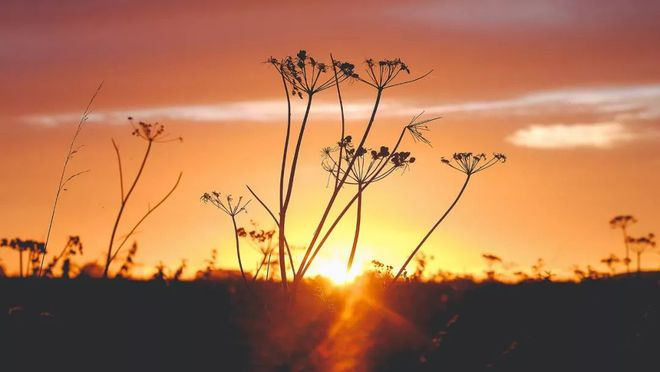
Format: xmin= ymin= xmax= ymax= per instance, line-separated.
xmin=347 ymin=187 xmax=363 ymax=272
xmin=38 ymin=83 xmax=102 ymax=277
xmin=296 ymin=88 xmax=383 ymax=281
xmin=300 ymin=124 xmax=407 ymax=277
xmin=278 ymin=94 xmax=313 ymax=289
xmin=391 ymin=174 xmax=472 ymax=284
xmin=232 ymin=215 xmax=249 ymax=288
xmin=622 ymin=227 xmax=630 ymax=274
xmin=19 ymin=250 xmax=23 ymax=278
xmin=103 ymin=140 xmax=153 ymax=278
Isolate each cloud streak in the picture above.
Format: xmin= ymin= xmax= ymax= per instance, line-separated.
xmin=507 ymin=122 xmax=639 ymax=149
xmin=21 ymin=84 xmax=660 ymax=147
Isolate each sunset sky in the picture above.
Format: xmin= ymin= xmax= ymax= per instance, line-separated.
xmin=1 ymin=0 xmax=659 ymax=278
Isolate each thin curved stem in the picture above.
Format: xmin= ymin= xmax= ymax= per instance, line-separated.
xmin=232 ymin=215 xmax=249 ymax=288
xmin=347 ymin=188 xmax=363 ymax=272
xmin=300 ymin=125 xmax=407 ymax=277
xmin=296 ymin=88 xmax=383 ymax=281
xmin=103 ymin=140 xmax=153 ymax=278
xmin=39 ymin=82 xmax=102 ymax=276
xmin=391 ymin=174 xmax=471 ymax=284
xmin=246 ymin=185 xmax=296 ymax=278
xmin=109 ymin=172 xmax=182 ymax=263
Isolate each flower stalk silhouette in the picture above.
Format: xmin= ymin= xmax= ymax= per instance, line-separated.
xmin=392 ymin=153 xmax=506 ymax=283
xmin=626 ymin=233 xmax=656 ymax=274
xmin=104 ymin=119 xmax=182 ymax=278
xmin=38 ymin=82 xmax=102 ymax=276
xmin=609 ymin=215 xmax=637 ymax=273
xmin=201 ymin=192 xmax=252 ymax=287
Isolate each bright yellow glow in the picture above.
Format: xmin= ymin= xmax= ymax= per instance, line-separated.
xmin=314 ymin=260 xmax=361 ymax=285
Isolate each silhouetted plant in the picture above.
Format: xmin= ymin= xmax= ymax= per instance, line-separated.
xmin=413 ymin=253 xmax=434 ymax=281
xmin=600 ymin=254 xmax=621 ymax=276
xmin=627 ymin=233 xmax=656 ymax=274
xmin=104 ymin=118 xmax=182 ymax=278
xmin=43 ymin=235 xmax=83 ymax=278
xmin=266 ymin=51 xmax=357 ymax=288
xmin=38 ymin=83 xmax=102 ymax=276
xmin=321 ymin=136 xmax=417 ymax=272
xmin=201 ymin=192 xmax=251 ymax=287
xmin=172 ymin=260 xmax=186 ymax=281
xmin=200 ymin=249 xmax=218 ymax=280
xmin=392 ymin=153 xmax=506 ymax=283
xmin=531 ymin=258 xmax=545 ymax=280
xmin=295 ymin=59 xmax=433 ymax=283
xmin=116 ymin=241 xmax=139 ymax=278
xmin=609 ymin=215 xmax=637 ymax=273
xmin=239 ymin=224 xmax=277 ymax=281
xmin=482 ymin=253 xmax=502 ymax=281
xmin=153 ymin=261 xmax=167 ymax=281
xmin=1 ymin=238 xmax=45 ymax=277
xmin=298 ymin=114 xmax=439 ymax=279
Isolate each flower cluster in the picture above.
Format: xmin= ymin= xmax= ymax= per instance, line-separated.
xmin=441 ymin=152 xmax=507 ymax=175
xmin=609 ymin=215 xmax=637 ymax=228
xmin=360 ymin=58 xmax=428 ymax=90
xmin=128 ymin=117 xmax=182 ymax=143
xmin=201 ymin=191 xmax=251 ymax=216
xmin=627 ymin=233 xmax=657 ymax=252
xmin=322 ymin=135 xmax=416 ymax=185
xmin=268 ymin=50 xmax=357 ymax=97
xmin=0 ymin=238 xmax=45 ymax=253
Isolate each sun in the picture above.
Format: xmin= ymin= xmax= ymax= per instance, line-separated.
xmin=314 ymin=260 xmax=361 ymax=285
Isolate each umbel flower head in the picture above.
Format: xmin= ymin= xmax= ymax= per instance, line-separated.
xmin=128 ymin=117 xmax=183 ymax=143
xmin=0 ymin=238 xmax=46 ymax=253
xmin=322 ymin=135 xmax=416 ymax=185
xmin=627 ymin=233 xmax=657 ymax=252
xmin=267 ymin=50 xmax=358 ymax=98
xmin=405 ymin=112 xmax=441 ymax=146
xmin=609 ymin=215 xmax=637 ymax=228
xmin=441 ymin=152 xmax=507 ymax=176
xmin=358 ymin=58 xmax=431 ymax=90
xmin=201 ymin=191 xmax=251 ymax=216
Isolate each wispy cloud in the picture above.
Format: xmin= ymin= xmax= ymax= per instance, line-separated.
xmin=22 ymin=100 xmax=396 ymax=126
xmin=21 ymin=84 xmax=660 ymax=132
xmin=507 ymin=122 xmax=639 ymax=149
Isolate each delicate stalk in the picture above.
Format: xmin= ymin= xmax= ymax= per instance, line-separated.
xmin=38 ymin=82 xmax=102 ymax=276
xmin=330 ymin=54 xmax=346 ymax=191
xmin=300 ymin=124 xmax=408 ymax=277
xmin=297 ymin=88 xmax=383 ymax=280
xmin=104 ymin=141 xmax=153 ymax=278
xmin=246 ymin=185 xmax=296 ymax=278
xmin=347 ymin=187 xmax=363 ymax=271
xmin=278 ymin=93 xmax=313 ymax=289
xmin=622 ymin=227 xmax=630 ymax=273
xmin=19 ymin=250 xmax=23 ymax=278
xmin=391 ymin=174 xmax=471 ymax=283
xmin=109 ymin=172 xmax=182 ymax=263
xmin=232 ymin=215 xmax=249 ymax=287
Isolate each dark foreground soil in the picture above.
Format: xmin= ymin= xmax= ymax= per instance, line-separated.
xmin=1 ymin=275 xmax=658 ymax=371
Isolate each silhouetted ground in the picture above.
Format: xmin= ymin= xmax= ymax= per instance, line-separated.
xmin=1 ymin=274 xmax=658 ymax=371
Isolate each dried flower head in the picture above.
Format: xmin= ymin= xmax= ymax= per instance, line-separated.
xmin=322 ymin=136 xmax=416 ymax=185
xmin=441 ymin=152 xmax=507 ymax=175
xmin=201 ymin=191 xmax=251 ymax=216
xmin=405 ymin=112 xmax=441 ymax=146
xmin=128 ymin=117 xmax=183 ymax=143
xmin=268 ymin=50 xmax=357 ymax=98
xmin=609 ymin=215 xmax=637 ymax=228
xmin=359 ymin=58 xmax=431 ymax=90
xmin=627 ymin=233 xmax=657 ymax=253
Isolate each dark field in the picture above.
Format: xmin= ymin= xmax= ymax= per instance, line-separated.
xmin=1 ymin=275 xmax=658 ymax=371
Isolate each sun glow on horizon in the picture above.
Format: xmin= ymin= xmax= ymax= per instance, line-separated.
xmin=313 ymin=260 xmax=362 ymax=285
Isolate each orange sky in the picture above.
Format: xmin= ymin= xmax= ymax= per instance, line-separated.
xmin=1 ymin=0 xmax=659 ymax=278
